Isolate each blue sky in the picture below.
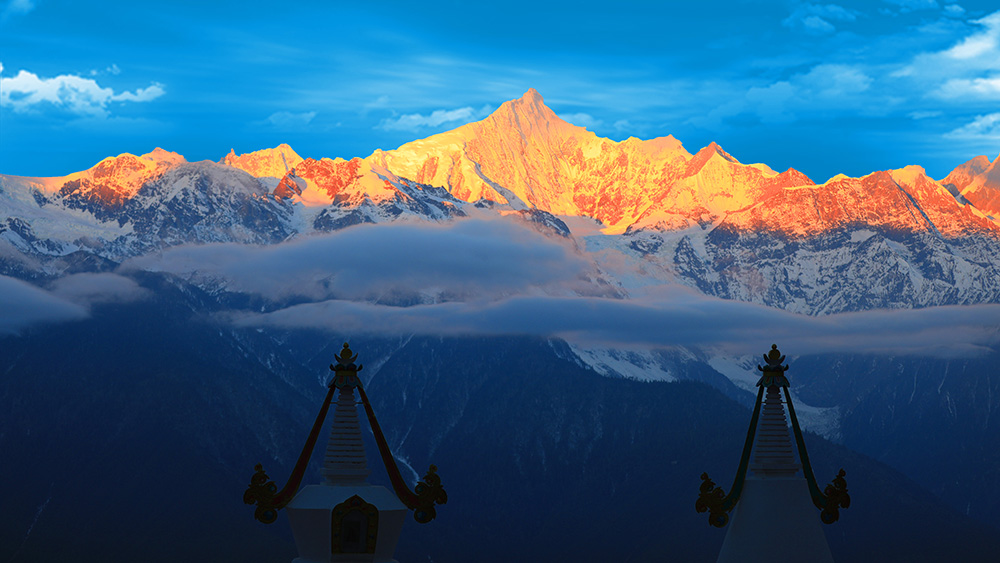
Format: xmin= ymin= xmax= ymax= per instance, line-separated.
xmin=2 ymin=0 xmax=999 ymax=181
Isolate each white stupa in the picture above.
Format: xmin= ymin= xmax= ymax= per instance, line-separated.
xmin=697 ymin=345 xmax=850 ymax=563
xmin=244 ymin=343 xmax=448 ymax=563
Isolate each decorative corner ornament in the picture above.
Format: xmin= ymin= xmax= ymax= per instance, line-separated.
xmin=820 ymin=469 xmax=851 ymax=524
xmin=243 ymin=463 xmax=281 ymax=524
xmin=695 ymin=473 xmax=729 ymax=528
xmin=412 ymin=465 xmax=449 ymax=523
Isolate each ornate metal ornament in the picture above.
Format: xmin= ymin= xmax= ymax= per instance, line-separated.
xmin=412 ymin=465 xmax=449 ymax=523
xmin=243 ymin=464 xmax=279 ymax=524
xmin=820 ymin=469 xmax=851 ymax=524
xmin=330 ymin=343 xmax=363 ymax=389
xmin=695 ymin=473 xmax=729 ymax=528
xmin=756 ymin=344 xmax=790 ymax=388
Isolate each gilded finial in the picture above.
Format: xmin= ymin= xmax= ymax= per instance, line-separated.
xmin=762 ymin=344 xmax=786 ymax=369
xmin=756 ymin=344 xmax=790 ymax=387
xmin=335 ymin=343 xmax=357 ymax=364
xmin=330 ymin=343 xmax=363 ymax=388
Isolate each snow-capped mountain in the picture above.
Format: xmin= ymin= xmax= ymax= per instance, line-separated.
xmin=0 ymin=154 xmax=296 ymax=264
xmin=220 ymin=143 xmax=304 ymax=180
xmin=2 ymin=88 xmax=999 ymax=312
xmin=942 ymin=152 xmax=1000 ymax=220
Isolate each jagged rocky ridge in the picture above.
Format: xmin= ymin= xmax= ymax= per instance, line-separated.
xmin=2 ymin=90 xmax=999 ymax=313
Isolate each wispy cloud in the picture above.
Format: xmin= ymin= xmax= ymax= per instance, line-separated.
xmin=0 ymin=273 xmax=150 ymax=334
xmin=896 ymin=11 xmax=1000 ymax=83
xmin=0 ymin=64 xmax=165 ymax=118
xmin=263 ymin=110 xmax=317 ymax=129
xmin=694 ymin=63 xmax=877 ymax=126
xmin=0 ymin=0 xmax=34 ymax=22
xmin=782 ymin=4 xmax=859 ymax=35
xmin=377 ymin=105 xmax=493 ymax=131
xmin=944 ymin=11 xmax=1000 ymax=59
xmin=943 ymin=4 xmax=965 ymax=17
xmin=944 ymin=113 xmax=1000 ymax=141
xmin=361 ymin=95 xmax=391 ymax=116
xmin=882 ymin=0 xmax=939 ymax=13
xmin=559 ymin=112 xmax=603 ymax=130
xmin=90 ymin=64 xmax=121 ymax=77
xmin=937 ymin=76 xmax=1000 ymax=99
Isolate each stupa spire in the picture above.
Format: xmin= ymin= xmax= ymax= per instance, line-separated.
xmin=321 ymin=344 xmax=370 ymax=484
xmin=749 ymin=345 xmax=799 ymax=477
xmin=696 ymin=345 xmax=851 ymax=562
xmin=749 ymin=384 xmax=800 ymax=477
xmin=243 ymin=343 xmax=448 ymax=562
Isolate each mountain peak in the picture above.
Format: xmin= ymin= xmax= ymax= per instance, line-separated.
xmin=140 ymin=148 xmax=186 ymax=167
xmin=522 ymin=87 xmax=543 ymax=104
xmin=706 ymin=141 xmax=736 ymax=161
xmin=221 ymin=144 xmax=304 ymax=178
xmin=493 ymin=88 xmax=560 ymax=126
xmin=889 ymin=164 xmax=930 ymax=187
xmin=942 ymin=155 xmax=992 ymax=192
xmin=89 ymin=152 xmax=155 ymax=178
xmin=954 ymin=153 xmax=1000 ymax=219
xmin=684 ymin=142 xmax=739 ymax=177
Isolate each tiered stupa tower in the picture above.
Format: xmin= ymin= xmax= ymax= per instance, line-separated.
xmin=696 ymin=345 xmax=850 ymax=563
xmin=244 ymin=344 xmax=448 ymax=562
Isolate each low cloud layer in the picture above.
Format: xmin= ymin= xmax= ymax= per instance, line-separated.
xmin=0 ymin=275 xmax=87 ymax=334
xmin=123 ymin=218 xmax=595 ymax=302
xmin=229 ymin=290 xmax=1000 ymax=358
xmin=0 ymin=273 xmax=151 ymax=334
xmin=47 ymin=273 xmax=150 ymax=306
xmin=6 ymin=216 xmax=997 ymax=359
xmin=114 ymin=217 xmax=1000 ymax=359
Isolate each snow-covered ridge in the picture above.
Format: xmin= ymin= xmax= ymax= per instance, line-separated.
xmin=5 ymin=89 xmax=998 ymax=241
xmin=942 ymin=152 xmax=1000 ymax=220
xmin=221 ymin=143 xmax=304 ymax=179
xmin=3 ymin=88 xmax=1000 ymax=316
